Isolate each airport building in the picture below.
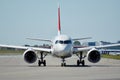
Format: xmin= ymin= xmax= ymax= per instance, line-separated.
xmin=82 ymin=41 xmax=120 ymax=55
xmin=82 ymin=41 xmax=120 ymax=49
xmin=82 ymin=41 xmax=100 ymax=46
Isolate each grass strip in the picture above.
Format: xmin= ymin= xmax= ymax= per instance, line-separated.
xmin=0 ymin=50 xmax=24 ymax=55
xmin=102 ymin=54 xmax=120 ymax=60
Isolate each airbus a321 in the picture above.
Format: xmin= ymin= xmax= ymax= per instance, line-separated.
xmin=0 ymin=5 xmax=120 ymax=67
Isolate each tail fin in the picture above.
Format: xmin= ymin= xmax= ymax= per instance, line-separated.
xmin=58 ymin=4 xmax=61 ymax=35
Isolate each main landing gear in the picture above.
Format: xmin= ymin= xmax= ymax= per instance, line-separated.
xmin=38 ymin=52 xmax=47 ymax=66
xmin=76 ymin=52 xmax=85 ymax=66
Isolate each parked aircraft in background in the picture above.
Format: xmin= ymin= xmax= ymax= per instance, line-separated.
xmin=0 ymin=5 xmax=120 ymax=67
xmin=100 ymin=49 xmax=120 ymax=55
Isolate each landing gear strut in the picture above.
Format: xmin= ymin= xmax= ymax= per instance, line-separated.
xmin=76 ymin=52 xmax=85 ymax=66
xmin=38 ymin=52 xmax=47 ymax=66
xmin=61 ymin=58 xmax=66 ymax=67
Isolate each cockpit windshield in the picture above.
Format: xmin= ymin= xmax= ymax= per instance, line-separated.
xmin=55 ymin=40 xmax=72 ymax=44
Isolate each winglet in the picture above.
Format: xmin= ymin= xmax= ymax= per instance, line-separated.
xmin=58 ymin=3 xmax=61 ymax=35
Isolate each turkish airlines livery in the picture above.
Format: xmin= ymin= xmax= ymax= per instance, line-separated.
xmin=0 ymin=5 xmax=120 ymax=67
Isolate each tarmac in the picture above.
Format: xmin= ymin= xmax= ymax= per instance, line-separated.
xmin=0 ymin=55 xmax=120 ymax=80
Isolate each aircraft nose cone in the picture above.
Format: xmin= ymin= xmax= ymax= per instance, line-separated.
xmin=53 ymin=44 xmax=72 ymax=54
xmin=59 ymin=45 xmax=71 ymax=52
xmin=53 ymin=44 xmax=72 ymax=58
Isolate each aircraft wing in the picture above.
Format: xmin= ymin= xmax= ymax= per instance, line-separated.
xmin=26 ymin=38 xmax=52 ymax=42
xmin=73 ymin=43 xmax=120 ymax=52
xmin=0 ymin=44 xmax=51 ymax=52
xmin=72 ymin=37 xmax=92 ymax=41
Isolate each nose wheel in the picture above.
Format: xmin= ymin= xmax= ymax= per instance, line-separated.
xmin=61 ymin=58 xmax=66 ymax=67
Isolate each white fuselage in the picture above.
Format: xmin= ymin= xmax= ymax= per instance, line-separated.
xmin=52 ymin=35 xmax=73 ymax=58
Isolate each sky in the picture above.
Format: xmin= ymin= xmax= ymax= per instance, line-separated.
xmin=0 ymin=0 xmax=120 ymax=45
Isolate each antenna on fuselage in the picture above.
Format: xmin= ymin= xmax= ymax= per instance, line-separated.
xmin=58 ymin=3 xmax=61 ymax=35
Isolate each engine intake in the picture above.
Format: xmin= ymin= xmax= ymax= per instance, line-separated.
xmin=23 ymin=49 xmax=37 ymax=63
xmin=87 ymin=48 xmax=101 ymax=63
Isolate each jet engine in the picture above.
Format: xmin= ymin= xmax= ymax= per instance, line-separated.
xmin=23 ymin=49 xmax=37 ymax=64
xmin=87 ymin=48 xmax=101 ymax=63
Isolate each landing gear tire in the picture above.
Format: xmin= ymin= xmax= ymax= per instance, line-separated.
xmin=38 ymin=60 xmax=41 ymax=66
xmin=61 ymin=63 xmax=66 ymax=67
xmin=38 ymin=60 xmax=46 ymax=66
xmin=61 ymin=63 xmax=63 ymax=67
xmin=76 ymin=52 xmax=85 ymax=66
xmin=38 ymin=52 xmax=47 ymax=67
xmin=77 ymin=60 xmax=85 ymax=66
xmin=43 ymin=60 xmax=46 ymax=66
xmin=77 ymin=60 xmax=80 ymax=66
xmin=81 ymin=60 xmax=85 ymax=66
xmin=61 ymin=58 xmax=66 ymax=67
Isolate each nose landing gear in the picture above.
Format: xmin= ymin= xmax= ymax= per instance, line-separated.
xmin=61 ymin=58 xmax=66 ymax=67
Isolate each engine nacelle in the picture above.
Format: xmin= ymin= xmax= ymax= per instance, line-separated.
xmin=23 ymin=49 xmax=37 ymax=64
xmin=87 ymin=48 xmax=101 ymax=63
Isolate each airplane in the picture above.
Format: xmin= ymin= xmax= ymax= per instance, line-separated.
xmin=100 ymin=49 xmax=120 ymax=55
xmin=0 ymin=4 xmax=120 ymax=67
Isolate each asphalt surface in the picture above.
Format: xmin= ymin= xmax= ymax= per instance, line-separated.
xmin=0 ymin=55 xmax=120 ymax=80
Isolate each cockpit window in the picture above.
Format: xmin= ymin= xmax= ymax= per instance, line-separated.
xmin=55 ymin=40 xmax=63 ymax=44
xmin=64 ymin=40 xmax=72 ymax=44
xmin=55 ymin=40 xmax=72 ymax=44
xmin=59 ymin=41 xmax=64 ymax=44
